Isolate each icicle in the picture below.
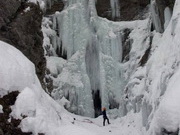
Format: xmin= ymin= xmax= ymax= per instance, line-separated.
xmin=151 ymin=0 xmax=163 ymax=32
xmin=85 ymin=36 xmax=100 ymax=91
xmin=110 ymin=0 xmax=120 ymax=20
xmin=110 ymin=31 xmax=122 ymax=62
xmin=164 ymin=7 xmax=172 ymax=30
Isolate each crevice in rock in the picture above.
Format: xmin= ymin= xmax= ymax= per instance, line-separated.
xmin=121 ymin=28 xmax=132 ymax=62
xmin=56 ymin=44 xmax=68 ymax=59
xmin=161 ymin=128 xmax=179 ymax=135
xmin=139 ymin=35 xmax=153 ymax=66
xmin=109 ymin=92 xmax=119 ymax=109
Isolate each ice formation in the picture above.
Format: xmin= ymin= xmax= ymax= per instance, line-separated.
xmin=151 ymin=0 xmax=163 ymax=33
xmin=164 ymin=7 xmax=172 ymax=30
xmin=42 ymin=0 xmax=180 ymax=134
xmin=42 ymin=0 xmax=151 ymax=118
xmin=110 ymin=0 xmax=120 ymax=19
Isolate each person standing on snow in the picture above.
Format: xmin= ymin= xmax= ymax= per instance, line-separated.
xmin=102 ymin=107 xmax=110 ymax=126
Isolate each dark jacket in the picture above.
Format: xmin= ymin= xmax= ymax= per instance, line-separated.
xmin=102 ymin=110 xmax=107 ymax=118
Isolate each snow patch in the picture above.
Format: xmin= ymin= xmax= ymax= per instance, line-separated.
xmin=24 ymin=7 xmax=30 ymax=12
xmin=46 ymin=56 xmax=66 ymax=76
xmin=0 ymin=105 xmax=3 ymax=113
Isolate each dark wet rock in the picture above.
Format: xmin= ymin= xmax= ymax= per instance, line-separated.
xmin=139 ymin=35 xmax=153 ymax=66
xmin=0 ymin=128 xmax=4 ymax=135
xmin=121 ymin=29 xmax=132 ymax=62
xmin=120 ymin=0 xmax=150 ymax=21
xmin=161 ymin=128 xmax=179 ymax=135
xmin=139 ymin=44 xmax=151 ymax=66
xmin=45 ymin=1 xmax=64 ymax=15
xmin=96 ymin=0 xmax=150 ymax=21
xmin=96 ymin=0 xmax=112 ymax=20
xmin=0 ymin=0 xmax=21 ymax=29
xmin=0 ymin=1 xmax=46 ymax=88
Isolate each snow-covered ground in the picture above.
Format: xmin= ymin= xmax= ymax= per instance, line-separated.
xmin=68 ymin=111 xmax=145 ymax=135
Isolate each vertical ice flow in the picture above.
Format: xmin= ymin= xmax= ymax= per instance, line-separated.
xmin=50 ymin=0 xmax=126 ymax=117
xmin=110 ymin=0 xmax=120 ymax=19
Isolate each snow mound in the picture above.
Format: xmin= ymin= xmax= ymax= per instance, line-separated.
xmin=46 ymin=56 xmax=66 ymax=76
xmin=149 ymin=67 xmax=180 ymax=134
xmin=11 ymin=85 xmax=63 ymax=134
xmin=0 ymin=41 xmax=40 ymax=96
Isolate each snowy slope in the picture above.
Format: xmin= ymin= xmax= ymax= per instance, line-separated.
xmin=145 ymin=0 xmax=180 ymax=134
xmin=0 ymin=41 xmax=98 ymax=135
xmin=0 ymin=41 xmax=41 ymax=96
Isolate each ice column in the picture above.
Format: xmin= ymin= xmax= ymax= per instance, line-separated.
xmin=85 ymin=38 xmax=100 ymax=92
xmin=85 ymin=36 xmax=101 ymax=117
xmin=52 ymin=1 xmax=91 ymax=59
xmin=164 ymin=7 xmax=172 ymax=29
xmin=151 ymin=0 xmax=163 ymax=32
xmin=110 ymin=0 xmax=120 ymax=19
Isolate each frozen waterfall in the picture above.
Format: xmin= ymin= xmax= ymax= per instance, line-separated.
xmin=44 ymin=0 xmax=150 ymax=118
xmin=85 ymin=36 xmax=101 ymax=117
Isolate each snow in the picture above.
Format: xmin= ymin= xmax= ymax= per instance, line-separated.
xmin=68 ymin=111 xmax=146 ymax=135
xmin=42 ymin=17 xmax=57 ymax=56
xmin=24 ymin=7 xmax=30 ymax=12
xmin=0 ymin=105 xmax=3 ymax=113
xmin=11 ymin=85 xmax=63 ymax=135
xmin=0 ymin=41 xmax=41 ymax=96
xmin=46 ymin=56 xmax=66 ymax=76
xmin=149 ymin=67 xmax=180 ymax=134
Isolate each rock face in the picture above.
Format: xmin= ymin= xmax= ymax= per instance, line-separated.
xmin=96 ymin=0 xmax=112 ymax=20
xmin=46 ymin=0 xmax=64 ymax=15
xmin=96 ymin=0 xmax=150 ymax=21
xmin=120 ymin=0 xmax=150 ymax=21
xmin=0 ymin=0 xmax=46 ymax=88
